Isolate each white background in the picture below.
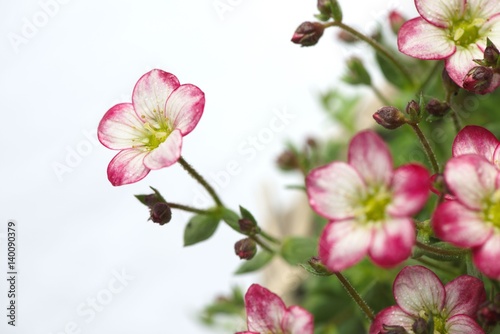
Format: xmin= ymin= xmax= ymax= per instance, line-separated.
xmin=0 ymin=0 xmax=415 ymax=333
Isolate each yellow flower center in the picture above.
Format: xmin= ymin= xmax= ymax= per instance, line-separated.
xmin=482 ymin=190 xmax=500 ymax=229
xmin=358 ymin=186 xmax=391 ymax=224
xmin=449 ymin=18 xmax=485 ymax=46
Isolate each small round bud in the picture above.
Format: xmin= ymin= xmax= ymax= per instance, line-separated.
xmin=149 ymin=202 xmax=172 ymax=225
xmin=388 ymin=10 xmax=406 ymax=34
xmin=238 ymin=218 xmax=258 ymax=235
xmin=291 ymin=22 xmax=325 ymax=47
xmin=337 ymin=30 xmax=358 ymax=43
xmin=405 ymin=100 xmax=421 ymax=122
xmin=234 ymin=238 xmax=257 ymax=260
xmin=484 ymin=39 xmax=500 ymax=66
xmin=426 ymin=98 xmax=450 ymax=117
xmin=463 ymin=66 xmax=494 ymax=94
xmin=317 ymin=0 xmax=332 ymax=16
xmin=276 ymin=150 xmax=300 ymax=171
xmin=373 ymin=106 xmax=406 ymax=129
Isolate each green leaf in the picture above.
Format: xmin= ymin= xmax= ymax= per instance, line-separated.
xmin=183 ymin=214 xmax=220 ymax=246
xmin=375 ymin=51 xmax=410 ymax=89
xmin=281 ymin=237 xmax=317 ymax=265
xmin=235 ymin=251 xmax=273 ymax=275
xmin=134 ymin=194 xmax=149 ymax=206
xmin=239 ymin=206 xmax=257 ymax=225
xmin=221 ymin=208 xmax=241 ymax=232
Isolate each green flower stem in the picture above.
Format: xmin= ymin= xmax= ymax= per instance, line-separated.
xmin=334 ymin=271 xmax=375 ymax=321
xmin=445 ymin=93 xmax=462 ymax=133
xmin=416 ymin=241 xmax=468 ymax=257
xmin=259 ymin=229 xmax=280 ymax=245
xmin=166 ymin=202 xmax=213 ymax=215
xmin=407 ymin=123 xmax=440 ymax=174
xmin=251 ymin=235 xmax=275 ymax=254
xmin=325 ymin=21 xmax=415 ymax=87
xmin=178 ymin=156 xmax=223 ymax=207
xmin=370 ymin=83 xmax=391 ymax=105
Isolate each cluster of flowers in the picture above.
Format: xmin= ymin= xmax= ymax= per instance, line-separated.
xmin=97 ymin=0 xmax=500 ymax=333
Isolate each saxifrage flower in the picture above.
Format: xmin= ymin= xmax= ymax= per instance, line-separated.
xmin=433 ymin=153 xmax=500 ymax=279
xmin=398 ymin=0 xmax=500 ymax=90
xmin=306 ymin=130 xmax=430 ymax=272
xmin=235 ymin=284 xmax=314 ymax=334
xmin=370 ymin=265 xmax=486 ymax=334
xmin=98 ymin=69 xmax=205 ymax=186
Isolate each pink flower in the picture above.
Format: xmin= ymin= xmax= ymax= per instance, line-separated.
xmin=98 ymin=69 xmax=205 ymax=186
xmin=398 ymin=0 xmax=500 ymax=90
xmin=370 ymin=265 xmax=486 ymax=334
xmin=433 ymin=153 xmax=500 ymax=279
xmin=452 ymin=125 xmax=500 ymax=166
xmin=306 ymin=130 xmax=430 ymax=272
xmin=236 ymin=284 xmax=314 ymax=334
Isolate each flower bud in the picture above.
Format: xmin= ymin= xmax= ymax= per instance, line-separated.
xmin=276 ymin=150 xmax=300 ymax=171
xmin=405 ymin=100 xmax=421 ymax=121
xmin=426 ymin=98 xmax=449 ymax=117
xmin=388 ymin=10 xmax=406 ymax=34
xmin=343 ymin=57 xmax=371 ymax=85
xmin=149 ymin=202 xmax=172 ymax=225
xmin=238 ymin=218 xmax=258 ymax=235
xmin=317 ymin=0 xmax=332 ymax=16
xmin=477 ymin=302 xmax=500 ymax=327
xmin=484 ymin=38 xmax=500 ymax=66
xmin=463 ymin=66 xmax=494 ymax=94
xmin=234 ymin=238 xmax=257 ymax=260
xmin=291 ymin=22 xmax=325 ymax=47
xmin=373 ymin=106 xmax=406 ymax=129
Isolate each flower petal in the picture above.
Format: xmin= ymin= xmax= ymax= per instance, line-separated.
xmin=446 ymin=46 xmax=484 ymax=87
xmin=473 ymin=233 xmax=500 ymax=279
xmin=348 ymin=130 xmax=393 ymax=187
xmin=432 ymin=201 xmax=493 ymax=248
xmin=306 ymin=162 xmax=365 ymax=220
xmin=387 ymin=164 xmax=430 ymax=217
xmin=444 ymin=275 xmax=486 ymax=318
xmin=282 ymin=306 xmax=314 ymax=334
xmin=132 ymin=69 xmax=180 ymax=126
xmin=245 ymin=284 xmax=286 ymax=333
xmin=368 ymin=218 xmax=415 ymax=268
xmin=369 ymin=306 xmax=414 ymax=334
xmin=445 ymin=155 xmax=498 ymax=210
xmin=318 ymin=220 xmax=371 ymax=272
xmin=398 ymin=17 xmax=456 ymax=59
xmin=445 ymin=314 xmax=485 ymax=333
xmin=98 ymin=103 xmax=145 ymax=150
xmin=165 ymin=84 xmax=205 ymax=136
xmin=478 ymin=13 xmax=500 ymax=50
xmin=468 ymin=0 xmax=500 ymax=21
xmin=452 ymin=125 xmax=499 ymax=161
xmin=415 ymin=0 xmax=465 ymax=27
xmin=107 ymin=149 xmax=150 ymax=186
xmin=393 ymin=265 xmax=445 ymax=316
xmin=143 ymin=129 xmax=182 ymax=170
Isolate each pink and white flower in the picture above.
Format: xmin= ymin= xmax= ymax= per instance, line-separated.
xmin=433 ymin=153 xmax=500 ymax=279
xmin=398 ymin=0 xmax=500 ymax=91
xmin=370 ymin=265 xmax=486 ymax=334
xmin=98 ymin=69 xmax=205 ymax=186
xmin=236 ymin=284 xmax=314 ymax=334
xmin=306 ymin=130 xmax=430 ymax=272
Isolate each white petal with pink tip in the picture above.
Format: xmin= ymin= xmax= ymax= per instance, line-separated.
xmin=132 ymin=69 xmax=180 ymax=127
xmin=143 ymin=129 xmax=182 ymax=170
xmin=415 ymin=0 xmax=465 ymax=27
xmin=282 ymin=306 xmax=314 ymax=334
xmin=387 ymin=164 xmax=430 ymax=217
xmin=444 ymin=275 xmax=486 ymax=318
xmin=107 ymin=149 xmax=149 ymax=186
xmin=446 ymin=46 xmax=484 ymax=87
xmin=348 ymin=130 xmax=393 ymax=187
xmin=393 ymin=265 xmax=445 ymax=316
xmin=319 ymin=220 xmax=371 ymax=272
xmin=473 ymin=233 xmax=500 ymax=279
xmin=398 ymin=18 xmax=455 ymax=59
xmin=98 ymin=103 xmax=146 ymax=150
xmin=166 ymin=84 xmax=205 ymax=136
xmin=306 ymin=162 xmax=365 ymax=221
xmin=452 ymin=125 xmax=499 ymax=161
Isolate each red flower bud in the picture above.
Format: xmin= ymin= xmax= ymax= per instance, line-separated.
xmin=234 ymin=238 xmax=257 ymax=260
xmin=291 ymin=22 xmax=325 ymax=47
xmin=463 ymin=66 xmax=494 ymax=94
xmin=373 ymin=106 xmax=406 ymax=129
xmin=426 ymin=98 xmax=450 ymax=117
xmin=149 ymin=202 xmax=172 ymax=225
xmin=388 ymin=10 xmax=406 ymax=34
